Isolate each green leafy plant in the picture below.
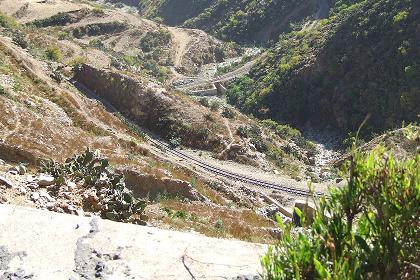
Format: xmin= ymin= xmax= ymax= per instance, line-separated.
xmin=139 ymin=28 xmax=171 ymax=52
xmin=39 ymin=148 xmax=147 ymax=223
xmin=12 ymin=31 xmax=28 ymax=49
xmin=0 ymin=12 xmax=19 ymax=29
xmin=215 ymin=218 xmax=224 ymax=230
xmin=210 ymin=100 xmax=221 ymax=112
xmin=169 ymin=136 xmax=182 ymax=148
xmin=199 ymin=97 xmax=210 ymax=107
xmin=45 ymin=45 xmax=63 ymax=61
xmin=222 ymin=106 xmax=236 ymax=118
xmin=261 ymin=146 xmax=420 ymax=279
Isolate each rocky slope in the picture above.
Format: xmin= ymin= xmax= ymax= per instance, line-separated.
xmin=0 ymin=19 xmax=280 ymax=243
xmin=0 ymin=0 xmax=331 ymax=246
xmin=226 ymin=0 xmax=420 ymax=138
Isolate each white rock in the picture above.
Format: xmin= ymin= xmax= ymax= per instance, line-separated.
xmin=8 ymin=169 xmax=18 ymax=176
xmin=27 ymin=176 xmax=35 ymax=183
xmin=0 ymin=175 xmax=13 ymax=188
xmin=37 ymin=175 xmax=55 ymax=186
xmin=66 ymin=181 xmax=76 ymax=189
xmin=18 ymin=187 xmax=27 ymax=194
xmin=31 ymin=192 xmax=40 ymax=201
xmin=39 ymin=191 xmax=56 ymax=202
xmin=0 ymin=204 xmax=267 ymax=279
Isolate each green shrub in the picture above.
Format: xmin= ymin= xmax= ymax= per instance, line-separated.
xmin=67 ymin=56 xmax=87 ymax=69
xmin=210 ymin=100 xmax=221 ymax=111
xmin=250 ymin=136 xmax=268 ymax=153
xmin=199 ymin=97 xmax=210 ymax=107
xmin=275 ymin=124 xmax=301 ymax=140
xmin=393 ymin=11 xmax=409 ymax=24
xmin=39 ymin=148 xmax=147 ymax=223
xmin=12 ymin=31 xmax=28 ymax=49
xmin=169 ymin=136 xmax=182 ymax=148
xmin=46 ymin=45 xmax=63 ymax=61
xmin=139 ymin=28 xmax=171 ymax=52
xmin=89 ymin=38 xmax=105 ymax=49
xmin=215 ymin=218 xmax=224 ymax=230
xmin=236 ymin=126 xmax=250 ymax=138
xmin=0 ymin=12 xmax=18 ymax=29
xmin=174 ymin=210 xmax=187 ymax=219
xmin=261 ymin=146 xmax=420 ymax=279
xmin=222 ymin=106 xmax=236 ymax=118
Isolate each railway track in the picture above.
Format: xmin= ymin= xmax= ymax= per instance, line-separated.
xmin=70 ymin=78 xmax=324 ymax=198
xmin=147 ymin=137 xmax=324 ymax=197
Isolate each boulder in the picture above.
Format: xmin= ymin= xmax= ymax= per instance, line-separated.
xmin=0 ymin=175 xmax=13 ymax=188
xmin=121 ymin=169 xmax=208 ymax=202
xmin=0 ymin=141 xmax=37 ymax=165
xmin=293 ymin=199 xmax=317 ymax=226
xmin=37 ymin=175 xmax=55 ymax=186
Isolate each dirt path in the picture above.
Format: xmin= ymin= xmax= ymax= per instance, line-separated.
xmin=168 ymin=27 xmax=193 ymax=68
xmin=224 ymin=119 xmax=234 ymax=143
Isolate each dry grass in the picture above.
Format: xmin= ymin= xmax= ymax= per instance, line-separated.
xmin=156 ymin=200 xmax=276 ymax=243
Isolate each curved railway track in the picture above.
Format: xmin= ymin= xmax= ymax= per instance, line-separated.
xmin=147 ymin=137 xmax=324 ymax=197
xmin=70 ymin=80 xmax=324 ymax=198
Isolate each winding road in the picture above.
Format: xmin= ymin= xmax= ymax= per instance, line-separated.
xmin=175 ymin=59 xmax=257 ymax=91
xmin=176 ymin=0 xmax=329 ymax=92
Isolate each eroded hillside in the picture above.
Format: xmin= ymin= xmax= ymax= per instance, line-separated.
xmin=0 ymin=0 xmax=335 ymax=245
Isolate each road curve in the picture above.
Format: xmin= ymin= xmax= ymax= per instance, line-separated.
xmin=175 ymin=59 xmax=257 ymax=90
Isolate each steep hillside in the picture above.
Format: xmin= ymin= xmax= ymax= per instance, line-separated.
xmin=139 ymin=0 xmax=319 ymax=43
xmin=226 ymin=0 xmax=420 ymax=138
xmin=0 ymin=0 xmax=336 ymax=245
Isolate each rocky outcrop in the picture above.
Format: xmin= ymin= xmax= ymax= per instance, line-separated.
xmin=73 ymin=64 xmax=226 ymax=151
xmin=0 ymin=204 xmax=266 ymax=279
xmin=74 ymin=64 xmax=172 ymax=129
xmin=0 ymin=141 xmax=38 ymax=165
xmin=30 ymin=8 xmax=95 ymax=27
xmin=122 ymin=169 xmax=208 ymax=202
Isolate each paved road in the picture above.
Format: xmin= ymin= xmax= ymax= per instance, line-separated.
xmin=175 ymin=60 xmax=257 ymax=91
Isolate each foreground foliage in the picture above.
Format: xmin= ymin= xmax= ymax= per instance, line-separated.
xmin=262 ymin=146 xmax=420 ymax=279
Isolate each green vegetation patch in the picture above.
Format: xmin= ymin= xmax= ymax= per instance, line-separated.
xmin=139 ymin=28 xmax=171 ymax=53
xmin=262 ymin=146 xmax=420 ymax=279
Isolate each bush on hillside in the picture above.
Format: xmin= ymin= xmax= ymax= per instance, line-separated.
xmin=262 ymin=146 xmax=420 ymax=279
xmin=0 ymin=12 xmax=19 ymax=29
xmin=139 ymin=28 xmax=171 ymax=53
xmin=39 ymin=149 xmax=147 ymax=223
xmin=46 ymin=45 xmax=63 ymax=61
